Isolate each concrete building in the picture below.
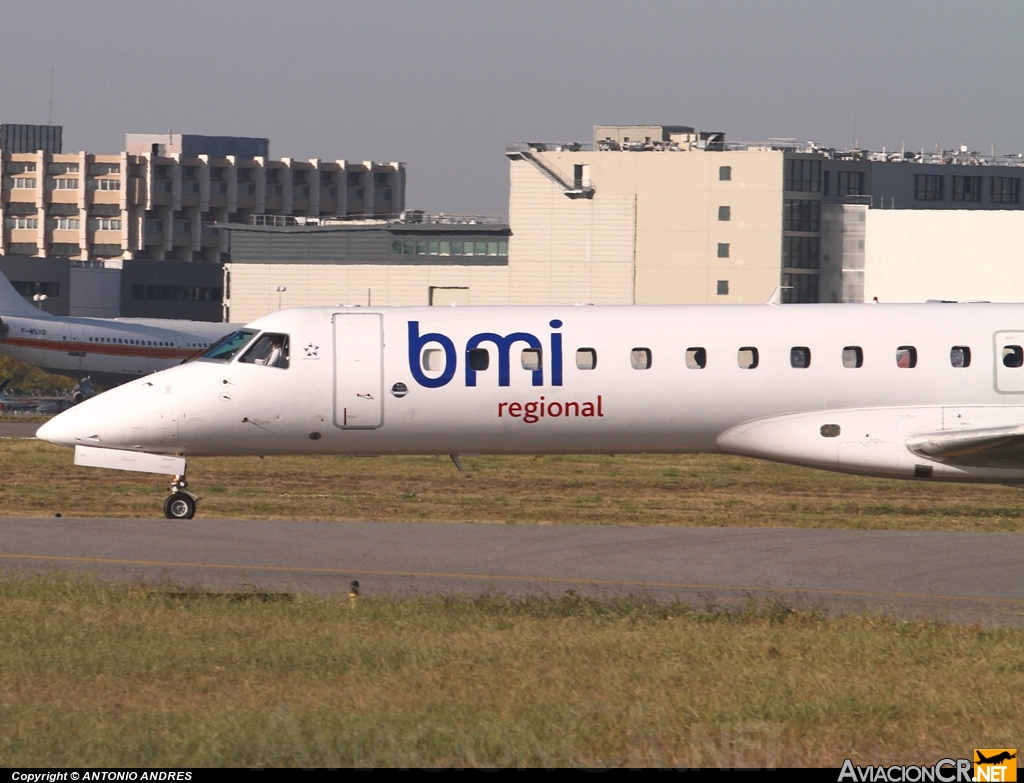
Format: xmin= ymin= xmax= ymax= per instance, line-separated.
xmin=507 ymin=126 xmax=1024 ymax=305
xmin=1 ymin=130 xmax=406 ymax=265
xmin=0 ymin=254 xmax=226 ymax=321
xmin=848 ymin=209 xmax=1024 ymax=304
xmin=219 ymin=214 xmax=511 ymax=322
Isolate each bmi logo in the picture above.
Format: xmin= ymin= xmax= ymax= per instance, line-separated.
xmin=974 ymin=749 xmax=1017 ymax=782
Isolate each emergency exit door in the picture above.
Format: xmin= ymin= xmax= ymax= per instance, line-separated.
xmin=333 ymin=313 xmax=384 ymax=428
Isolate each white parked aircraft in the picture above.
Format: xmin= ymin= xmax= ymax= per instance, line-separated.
xmin=0 ymin=271 xmax=240 ymax=386
xmin=35 ymin=302 xmax=1024 ymax=519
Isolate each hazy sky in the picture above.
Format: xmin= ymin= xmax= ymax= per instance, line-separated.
xmin=2 ymin=0 xmax=1022 ymax=214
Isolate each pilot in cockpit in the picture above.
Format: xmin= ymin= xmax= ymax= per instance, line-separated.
xmin=241 ymin=333 xmax=290 ymax=368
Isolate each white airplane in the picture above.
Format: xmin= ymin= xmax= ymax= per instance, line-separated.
xmin=34 ymin=302 xmax=1024 ymax=519
xmin=0 ymin=271 xmax=241 ymax=386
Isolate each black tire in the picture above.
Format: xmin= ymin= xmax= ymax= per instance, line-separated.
xmin=164 ymin=492 xmax=196 ymax=520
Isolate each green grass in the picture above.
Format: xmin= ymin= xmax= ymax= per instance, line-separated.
xmin=0 ymin=574 xmax=1020 ymax=767
xmin=4 ymin=440 xmax=1024 ymax=531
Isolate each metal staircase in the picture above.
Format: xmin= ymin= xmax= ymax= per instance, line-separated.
xmin=506 ymin=143 xmax=595 ymax=198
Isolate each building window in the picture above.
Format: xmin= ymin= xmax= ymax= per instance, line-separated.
xmin=12 ymin=177 xmax=37 ymax=189
xmin=347 ymin=171 xmax=362 ymax=185
xmin=6 ymin=202 xmax=37 ymax=215
xmin=4 ymin=217 xmax=38 ymax=229
xmin=716 ymin=280 xmax=729 ymax=295
xmin=266 ymin=169 xmax=280 ymax=183
xmin=88 ymin=179 xmax=121 ymax=191
xmin=49 ymin=178 xmax=79 ymax=190
xmin=952 ymin=176 xmax=982 ymax=202
xmin=89 ymin=163 xmax=120 ymax=175
xmin=717 ymin=243 xmax=730 ymax=258
xmin=784 ymin=159 xmax=821 ymax=192
xmin=783 ymin=199 xmax=821 ymax=232
xmin=914 ymin=175 xmax=944 ymax=201
xmin=145 ymin=219 xmax=164 ymax=233
xmin=783 ymin=236 xmax=820 ymax=269
xmin=91 ymin=244 xmax=122 ymax=257
xmin=834 ymin=170 xmax=864 ymax=196
xmin=11 ymin=281 xmax=58 ymax=297
xmin=131 ymin=285 xmax=223 ymax=302
xmin=50 ymin=243 xmax=81 ymax=256
xmin=719 ymin=166 xmax=731 ymax=181
xmin=5 ymin=161 xmax=36 ymax=174
xmin=89 ymin=219 xmax=122 ymax=231
xmin=47 ymin=162 xmax=78 ymax=175
xmin=374 ymin=173 xmax=389 ymax=186
xmin=210 ymin=167 xmax=225 ymax=180
xmin=718 ymin=205 xmax=731 ymax=221
xmin=153 ymin=165 xmax=169 ymax=176
xmin=391 ymin=238 xmax=508 ymax=257
xmin=48 ymin=218 xmax=80 ymax=230
xmin=991 ymin=177 xmax=1021 ymax=204
xmin=781 ymin=273 xmax=819 ymax=304
xmin=91 ymin=203 xmax=120 ymax=216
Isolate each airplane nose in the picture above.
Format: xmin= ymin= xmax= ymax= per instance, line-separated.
xmin=36 ymin=406 xmax=78 ymax=447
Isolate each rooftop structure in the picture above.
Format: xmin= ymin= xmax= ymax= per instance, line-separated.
xmin=0 ymin=124 xmax=62 ymax=154
xmin=125 ymin=133 xmax=269 ymax=160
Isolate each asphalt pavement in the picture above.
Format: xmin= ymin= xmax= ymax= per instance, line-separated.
xmin=1 ymin=516 xmax=1022 ymax=627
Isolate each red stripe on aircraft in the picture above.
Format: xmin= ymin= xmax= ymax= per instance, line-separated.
xmin=0 ymin=336 xmax=195 ymax=360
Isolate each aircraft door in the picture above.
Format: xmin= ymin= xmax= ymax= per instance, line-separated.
xmin=333 ymin=313 xmax=383 ymax=429
xmin=994 ymin=332 xmax=1024 ymax=393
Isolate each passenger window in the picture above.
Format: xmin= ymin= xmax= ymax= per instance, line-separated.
xmin=1002 ymin=345 xmax=1023 ymax=368
xmin=896 ymin=346 xmax=917 ymax=369
xmin=468 ymin=348 xmax=489 ymax=371
xmin=239 ymin=333 xmax=290 ymax=368
xmin=686 ymin=347 xmax=707 ymax=369
xmin=422 ymin=348 xmax=445 ymax=372
xmin=842 ymin=346 xmax=863 ymax=368
xmin=950 ymin=346 xmax=971 ymax=368
xmin=790 ymin=347 xmax=811 ymax=368
xmin=521 ymin=349 xmax=542 ymax=371
xmin=630 ymin=348 xmax=652 ymax=370
xmin=575 ymin=348 xmax=597 ymax=370
xmin=737 ymin=347 xmax=759 ymax=369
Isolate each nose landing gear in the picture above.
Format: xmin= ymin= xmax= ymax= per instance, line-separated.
xmin=164 ymin=473 xmax=200 ymax=520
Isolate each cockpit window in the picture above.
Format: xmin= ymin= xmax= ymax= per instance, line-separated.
xmin=198 ymin=330 xmax=258 ymax=363
xmin=239 ymin=333 xmax=290 ymax=368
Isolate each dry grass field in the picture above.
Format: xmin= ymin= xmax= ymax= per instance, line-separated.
xmin=0 ymin=575 xmax=1020 ymax=768
xmin=1 ymin=438 xmax=1024 ymax=530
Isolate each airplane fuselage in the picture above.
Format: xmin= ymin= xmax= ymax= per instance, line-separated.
xmin=0 ymin=312 xmax=237 ymax=386
xmin=37 ymin=302 xmax=1024 ymax=485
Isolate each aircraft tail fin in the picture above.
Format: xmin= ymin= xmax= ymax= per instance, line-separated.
xmin=0 ymin=268 xmax=50 ymax=317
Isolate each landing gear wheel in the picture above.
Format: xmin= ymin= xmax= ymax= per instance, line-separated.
xmin=164 ymin=492 xmax=196 ymax=520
